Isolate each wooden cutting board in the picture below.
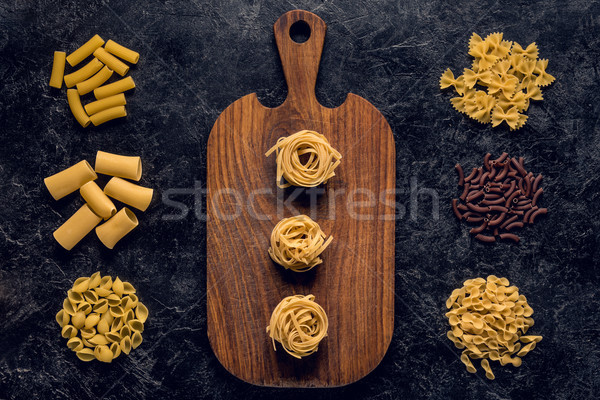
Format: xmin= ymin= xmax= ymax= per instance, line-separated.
xmin=207 ymin=10 xmax=395 ymax=387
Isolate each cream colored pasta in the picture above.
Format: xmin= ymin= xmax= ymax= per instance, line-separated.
xmin=84 ymin=93 xmax=126 ymax=115
xmin=63 ymin=58 xmax=103 ymax=88
xmin=44 ymin=160 xmax=98 ymax=200
xmin=93 ymin=47 xmax=129 ymax=76
xmin=103 ymin=177 xmax=153 ymax=211
xmin=53 ymin=204 xmax=102 ymax=250
xmin=76 ymin=65 xmax=113 ymax=96
xmin=268 ymin=215 xmax=332 ymax=272
xmin=89 ymin=105 xmax=127 ymax=126
xmin=66 ymin=34 xmax=105 ymax=67
xmin=266 ymin=294 xmax=328 ymax=359
xmin=49 ymin=51 xmax=66 ymax=88
xmin=80 ymin=181 xmax=117 ymax=219
xmin=93 ymin=76 xmax=136 ymax=99
xmin=265 ymin=130 xmax=342 ymax=188
xmin=66 ymin=89 xmax=91 ymax=128
xmin=105 ymin=39 xmax=140 ymax=64
xmin=95 ymin=151 xmax=142 ymax=181
xmin=95 ymin=207 xmax=138 ymax=249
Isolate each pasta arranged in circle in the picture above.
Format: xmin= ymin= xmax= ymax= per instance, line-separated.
xmin=268 ymin=215 xmax=333 ymax=272
xmin=266 ymin=294 xmax=328 ymax=359
xmin=445 ymin=275 xmax=542 ymax=380
xmin=265 ymin=130 xmax=342 ymax=188
xmin=56 ymin=272 xmax=148 ymax=363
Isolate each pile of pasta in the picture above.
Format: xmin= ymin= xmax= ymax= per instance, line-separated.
xmin=266 ymin=294 xmax=328 ymax=359
xmin=56 ymin=272 xmax=148 ymax=363
xmin=49 ymin=34 xmax=138 ymax=127
xmin=268 ymin=215 xmax=333 ymax=272
xmin=445 ymin=275 xmax=542 ymax=380
xmin=440 ymin=32 xmax=555 ymax=130
xmin=45 ymin=151 xmax=153 ymax=250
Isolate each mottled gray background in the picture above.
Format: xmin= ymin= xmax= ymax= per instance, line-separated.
xmin=1 ymin=0 xmax=599 ymax=399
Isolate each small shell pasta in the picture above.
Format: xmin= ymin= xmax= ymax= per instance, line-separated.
xmin=76 ymin=348 xmax=96 ymax=362
xmin=104 ymin=177 xmax=153 ymax=211
xmin=95 ymin=208 xmax=139 ymax=249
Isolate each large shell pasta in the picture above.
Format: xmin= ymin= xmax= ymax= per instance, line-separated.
xmin=95 ymin=207 xmax=138 ymax=249
xmin=104 ymin=177 xmax=153 ymax=211
xmin=95 ymin=151 xmax=142 ymax=181
xmin=53 ymin=204 xmax=102 ymax=251
xmin=44 ymin=160 xmax=97 ymax=200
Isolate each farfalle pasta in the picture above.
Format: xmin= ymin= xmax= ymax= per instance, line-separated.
xmin=440 ymin=32 xmax=555 ymax=130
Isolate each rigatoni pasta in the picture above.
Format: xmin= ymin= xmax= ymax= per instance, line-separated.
xmin=93 ymin=47 xmax=129 ymax=76
xmin=93 ymin=76 xmax=135 ymax=99
xmin=44 ymin=160 xmax=97 ymax=200
xmin=95 ymin=207 xmax=139 ymax=249
xmin=105 ymin=40 xmax=139 ymax=64
xmin=84 ymin=93 xmax=126 ymax=115
xmin=53 ymin=204 xmax=102 ymax=250
xmin=95 ymin=151 xmax=142 ymax=181
xmin=80 ymin=181 xmax=117 ymax=219
xmin=49 ymin=51 xmax=66 ymax=88
xmin=66 ymin=34 xmax=105 ymax=67
xmin=103 ymin=177 xmax=153 ymax=211
xmin=66 ymin=89 xmax=91 ymax=127
xmin=76 ymin=65 xmax=113 ymax=96
xmin=63 ymin=58 xmax=104 ymax=88
xmin=89 ymin=106 xmax=127 ymax=126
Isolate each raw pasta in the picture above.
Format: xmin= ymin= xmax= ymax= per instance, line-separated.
xmin=53 ymin=204 xmax=103 ymax=250
xmin=66 ymin=34 xmax=105 ymax=67
xmin=95 ymin=151 xmax=142 ymax=181
xmin=76 ymin=65 xmax=113 ymax=96
xmin=63 ymin=58 xmax=104 ymax=88
xmin=95 ymin=207 xmax=139 ymax=249
xmin=56 ymin=272 xmax=147 ymax=362
xmin=84 ymin=93 xmax=126 ymax=115
xmin=80 ymin=181 xmax=117 ymax=219
xmin=94 ymin=76 xmax=136 ymax=99
xmin=93 ymin=47 xmax=129 ymax=76
xmin=445 ymin=275 xmax=542 ymax=380
xmin=66 ymin=89 xmax=91 ymax=127
xmin=49 ymin=51 xmax=66 ymax=88
xmin=268 ymin=215 xmax=332 ymax=272
xmin=103 ymin=177 xmax=153 ymax=211
xmin=44 ymin=160 xmax=97 ymax=200
xmin=89 ymin=105 xmax=127 ymax=126
xmin=266 ymin=294 xmax=328 ymax=359
xmin=265 ymin=129 xmax=342 ymax=188
xmin=104 ymin=39 xmax=140 ymax=64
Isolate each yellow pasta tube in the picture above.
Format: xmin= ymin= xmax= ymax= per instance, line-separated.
xmin=66 ymin=34 xmax=105 ymax=67
xmin=89 ymin=106 xmax=127 ymax=126
xmin=80 ymin=181 xmax=117 ymax=219
xmin=66 ymin=89 xmax=91 ymax=128
xmin=96 ymin=208 xmax=139 ymax=249
xmin=63 ymin=58 xmax=103 ymax=88
xmin=105 ymin=40 xmax=139 ymax=64
xmin=76 ymin=66 xmax=113 ymax=96
xmin=84 ymin=93 xmax=126 ymax=115
xmin=93 ymin=76 xmax=135 ymax=99
xmin=95 ymin=151 xmax=142 ymax=181
xmin=53 ymin=204 xmax=103 ymax=250
xmin=49 ymin=51 xmax=66 ymax=88
xmin=104 ymin=177 xmax=153 ymax=211
xmin=93 ymin=47 xmax=129 ymax=76
xmin=44 ymin=160 xmax=97 ymax=200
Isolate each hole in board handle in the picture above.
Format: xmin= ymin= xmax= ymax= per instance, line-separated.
xmin=289 ymin=20 xmax=311 ymax=43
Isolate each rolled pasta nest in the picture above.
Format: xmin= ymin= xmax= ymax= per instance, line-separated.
xmin=265 ymin=129 xmax=342 ymax=188
xmin=266 ymin=294 xmax=328 ymax=359
xmin=268 ymin=215 xmax=333 ymax=272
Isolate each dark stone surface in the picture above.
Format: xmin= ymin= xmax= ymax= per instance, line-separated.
xmin=1 ymin=0 xmax=599 ymax=399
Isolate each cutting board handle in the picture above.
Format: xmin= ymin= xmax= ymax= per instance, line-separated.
xmin=274 ymin=10 xmax=326 ymax=106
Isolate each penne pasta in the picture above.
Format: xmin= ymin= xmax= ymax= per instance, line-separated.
xmin=76 ymin=65 xmax=113 ymax=96
xmin=49 ymin=51 xmax=66 ymax=88
xmin=63 ymin=58 xmax=103 ymax=88
xmin=89 ymin=106 xmax=127 ymax=126
xmin=104 ymin=177 xmax=153 ymax=211
xmin=95 ymin=151 xmax=142 ymax=181
xmin=53 ymin=204 xmax=103 ymax=250
xmin=105 ymin=39 xmax=139 ymax=64
xmin=84 ymin=93 xmax=126 ymax=116
xmin=93 ymin=47 xmax=129 ymax=76
xmin=66 ymin=89 xmax=91 ymax=127
xmin=80 ymin=181 xmax=117 ymax=219
xmin=96 ymin=208 xmax=139 ymax=249
xmin=44 ymin=160 xmax=97 ymax=200
xmin=93 ymin=76 xmax=135 ymax=99
xmin=66 ymin=34 xmax=105 ymax=67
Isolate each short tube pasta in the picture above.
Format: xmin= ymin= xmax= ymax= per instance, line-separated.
xmin=53 ymin=204 xmax=103 ymax=250
xmin=76 ymin=66 xmax=113 ymax=96
xmin=63 ymin=58 xmax=104 ymax=88
xmin=44 ymin=160 xmax=97 ymax=200
xmin=66 ymin=34 xmax=105 ymax=67
xmin=49 ymin=51 xmax=66 ymax=88
xmin=105 ymin=40 xmax=139 ymax=64
xmin=67 ymin=89 xmax=91 ymax=128
xmin=104 ymin=177 xmax=153 ymax=211
xmin=84 ymin=93 xmax=126 ymax=115
xmin=80 ymin=181 xmax=117 ymax=219
xmin=95 ymin=151 xmax=142 ymax=181
xmin=93 ymin=76 xmax=135 ymax=100
xmin=93 ymin=47 xmax=129 ymax=76
xmin=95 ymin=208 xmax=139 ymax=249
xmin=89 ymin=106 xmax=127 ymax=126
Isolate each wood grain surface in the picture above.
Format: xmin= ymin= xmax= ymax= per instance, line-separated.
xmin=207 ymin=10 xmax=395 ymax=387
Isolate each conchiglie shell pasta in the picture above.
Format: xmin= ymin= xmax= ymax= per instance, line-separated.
xmin=88 ymin=271 xmax=102 ymax=289
xmin=122 ymin=281 xmax=136 ymax=295
xmin=63 ymin=298 xmax=76 ymax=316
xmin=89 ymin=334 xmax=109 ymax=346
xmin=120 ymin=336 xmax=132 ymax=355
xmin=112 ymin=277 xmax=124 ymax=297
xmin=94 ymin=286 xmax=112 ymax=298
xmin=67 ymin=337 xmax=84 ymax=352
xmin=110 ymin=342 xmax=122 ymax=359
xmin=76 ymin=348 xmax=96 ymax=362
xmin=67 ymin=289 xmax=84 ymax=304
xmin=106 ymin=294 xmax=121 ymax=307
xmin=97 ymin=319 xmax=110 ymax=334
xmin=135 ymin=302 xmax=148 ymax=323
xmin=61 ymin=325 xmax=78 ymax=339
xmin=94 ymin=344 xmax=113 ymax=363
xmin=120 ymin=325 xmax=131 ymax=339
xmin=84 ymin=313 xmax=100 ymax=329
xmin=110 ymin=306 xmax=124 ymax=318
xmin=111 ymin=317 xmax=124 ymax=332
xmin=55 ymin=309 xmax=70 ymax=327
xmin=105 ymin=331 xmax=122 ymax=343
xmin=131 ymin=331 xmax=143 ymax=349
xmin=93 ymin=299 xmax=109 ymax=314
xmin=128 ymin=319 xmax=144 ymax=333
xmin=80 ymin=327 xmax=96 ymax=340
xmin=83 ymin=290 xmax=99 ymax=304
xmin=72 ymin=277 xmax=90 ymax=293
xmin=71 ymin=311 xmax=86 ymax=329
